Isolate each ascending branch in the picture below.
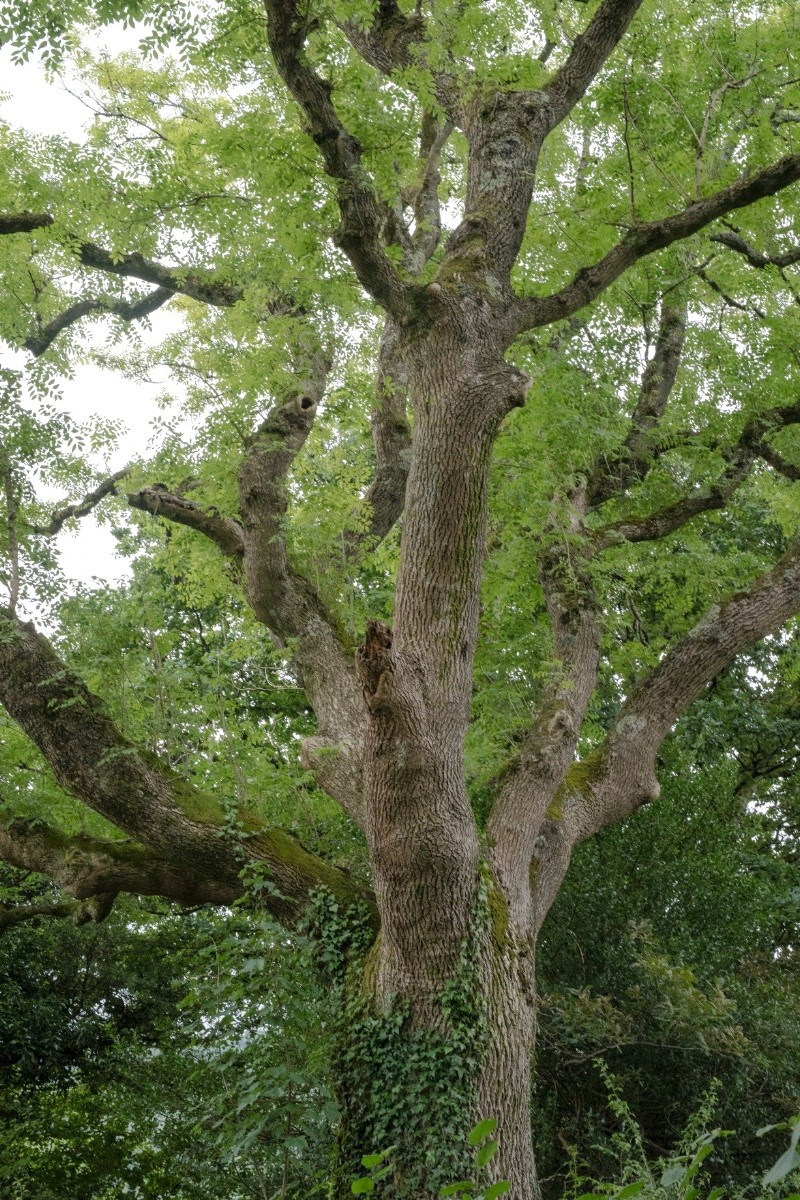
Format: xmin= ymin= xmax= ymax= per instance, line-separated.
xmin=263 ymin=0 xmax=408 ymax=315
xmin=586 ymin=301 xmax=687 ymax=508
xmin=30 ymin=468 xmax=131 ymax=536
xmin=544 ymin=0 xmax=645 ymax=129
xmin=0 ymin=609 xmax=373 ymax=926
xmin=350 ymin=319 xmax=411 ymax=551
xmin=574 ymin=533 xmax=800 ymax=841
xmin=487 ymin=487 xmax=600 ymax=929
xmin=238 ymin=356 xmax=369 ymax=823
xmin=514 ymin=153 xmax=800 ymax=331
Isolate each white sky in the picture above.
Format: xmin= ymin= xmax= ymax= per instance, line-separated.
xmin=1 ymin=31 xmax=178 ymax=591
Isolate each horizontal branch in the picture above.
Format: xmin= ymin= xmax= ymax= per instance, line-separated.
xmin=29 ymin=468 xmax=130 ymax=536
xmin=0 ymin=896 xmax=83 ymax=933
xmin=0 ymin=211 xmax=295 ymax=315
xmin=0 ymin=816 xmax=235 ymax=908
xmin=77 ymin=241 xmax=249 ymax=307
xmin=0 ymin=609 xmax=374 ymax=926
xmin=515 ymin=153 xmax=800 ymax=332
xmin=128 ymin=484 xmax=245 ymax=558
xmin=0 ymin=211 xmax=53 ymax=235
xmin=24 ymin=287 xmax=173 ymax=357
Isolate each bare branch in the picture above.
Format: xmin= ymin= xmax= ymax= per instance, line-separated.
xmin=30 ymin=468 xmax=131 ymax=536
xmin=587 ymin=301 xmax=687 ymax=508
xmin=544 ymin=0 xmax=645 ymax=129
xmin=24 ymin=287 xmax=173 ymax=357
xmin=695 ymin=265 xmax=767 ymax=319
xmin=0 ymin=212 xmax=53 ymax=235
xmin=710 ymin=229 xmax=800 ymax=270
xmin=514 ymin=153 xmax=800 ymax=332
xmin=263 ymin=0 xmax=409 ymax=315
xmin=128 ymin=484 xmax=245 ymax=558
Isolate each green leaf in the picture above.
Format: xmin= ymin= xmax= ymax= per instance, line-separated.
xmin=475 ymin=1140 xmax=498 ymax=1169
xmin=439 ymin=1183 xmax=473 ymax=1197
xmin=613 ymin=1185 xmax=646 ymax=1198
xmin=351 ymin=1178 xmax=375 ymax=1194
xmin=468 ymin=1119 xmax=498 ymax=1146
xmin=660 ymin=1164 xmax=687 ymax=1187
xmin=483 ymin=1182 xmax=510 ymax=1199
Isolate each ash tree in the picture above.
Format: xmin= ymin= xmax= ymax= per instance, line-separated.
xmin=2 ymin=0 xmax=800 ymax=1194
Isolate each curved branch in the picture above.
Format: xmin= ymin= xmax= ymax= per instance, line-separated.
xmin=238 ymin=365 xmax=369 ymax=824
xmin=514 ymin=153 xmax=800 ymax=332
xmin=573 ymin=532 xmax=800 ymax=841
xmin=710 ymin=229 xmax=800 ymax=270
xmin=128 ymin=485 xmax=245 ymax=558
xmin=30 ymin=468 xmax=131 ymax=536
xmin=24 ymin=287 xmax=173 ymax=357
xmin=263 ymin=0 xmax=408 ymax=314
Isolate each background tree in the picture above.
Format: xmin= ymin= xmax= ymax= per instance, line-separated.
xmin=2 ymin=0 xmax=800 ymax=1194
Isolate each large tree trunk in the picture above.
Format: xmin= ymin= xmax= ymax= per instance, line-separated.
xmin=328 ymin=867 xmax=540 ymax=1199
xmin=335 ymin=313 xmax=539 ymax=1197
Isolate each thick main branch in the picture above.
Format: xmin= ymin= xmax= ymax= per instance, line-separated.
xmin=0 ymin=609 xmax=373 ymax=925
